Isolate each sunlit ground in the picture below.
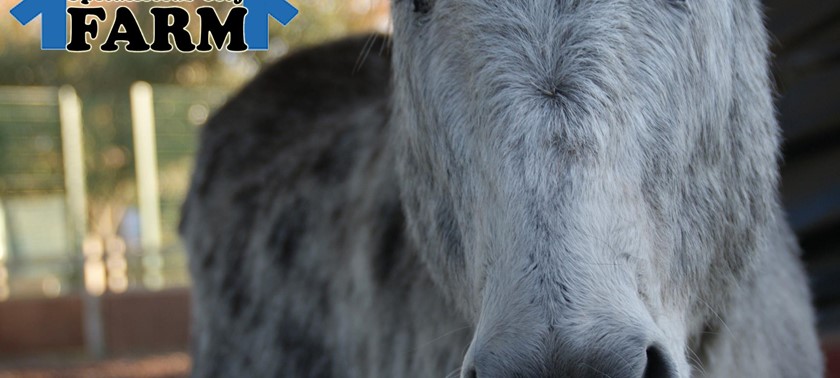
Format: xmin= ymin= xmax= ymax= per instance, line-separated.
xmin=0 ymin=352 xmax=189 ymax=378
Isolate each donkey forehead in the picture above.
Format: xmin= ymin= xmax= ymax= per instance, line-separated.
xmin=397 ymin=1 xmax=750 ymax=127
xmin=398 ymin=0 xmax=740 ymax=58
xmin=397 ymin=1 xmax=737 ymax=93
xmin=410 ymin=0 xmax=696 ymax=28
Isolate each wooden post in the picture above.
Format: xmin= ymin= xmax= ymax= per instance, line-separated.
xmin=59 ymin=86 xmax=105 ymax=359
xmin=0 ymin=199 xmax=9 ymax=301
xmin=130 ymin=82 xmax=164 ymax=290
xmin=59 ymin=86 xmax=87 ymax=258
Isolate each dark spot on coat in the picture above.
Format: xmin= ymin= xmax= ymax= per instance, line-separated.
xmin=372 ymin=202 xmax=406 ymax=284
xmin=200 ymin=251 xmax=216 ymax=269
xmin=275 ymin=317 xmax=333 ymax=376
xmin=221 ymin=246 xmax=249 ymax=317
xmin=220 ymin=233 xmax=252 ymax=319
xmin=268 ymin=198 xmax=307 ymax=270
xmin=413 ymin=0 xmax=432 ymax=13
xmin=311 ymin=131 xmax=355 ymax=184
xmin=229 ymin=287 xmax=249 ymax=319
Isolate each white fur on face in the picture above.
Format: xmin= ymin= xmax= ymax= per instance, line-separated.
xmin=391 ymin=0 xmax=819 ymax=376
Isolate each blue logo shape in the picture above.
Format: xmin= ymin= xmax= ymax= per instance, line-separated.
xmin=243 ymin=0 xmax=298 ymax=50
xmin=10 ymin=0 xmax=67 ymax=50
xmin=10 ymin=0 xmax=298 ymax=51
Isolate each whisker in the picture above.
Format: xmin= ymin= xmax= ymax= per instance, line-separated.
xmin=445 ymin=367 xmax=462 ymax=378
xmin=590 ymin=344 xmax=634 ymax=376
xmin=686 ymin=345 xmax=707 ymax=376
xmin=698 ymin=299 xmax=735 ymax=339
xmin=354 ymin=34 xmax=379 ymax=73
xmin=582 ymin=362 xmax=613 ymax=378
xmin=414 ymin=325 xmax=472 ymax=351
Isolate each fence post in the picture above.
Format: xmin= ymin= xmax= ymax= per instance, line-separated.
xmin=0 ymin=199 xmax=8 ymax=301
xmin=59 ymin=85 xmax=106 ymax=359
xmin=130 ymin=82 xmax=164 ymax=290
xmin=59 ymin=86 xmax=87 ymax=262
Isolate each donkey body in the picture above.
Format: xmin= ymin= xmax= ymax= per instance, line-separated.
xmin=182 ymin=1 xmax=823 ymax=377
xmin=182 ymin=37 xmax=468 ymax=377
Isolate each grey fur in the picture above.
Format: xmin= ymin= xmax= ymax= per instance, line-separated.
xmin=181 ymin=1 xmax=824 ymax=377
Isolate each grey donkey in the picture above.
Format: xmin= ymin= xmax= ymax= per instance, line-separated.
xmin=180 ymin=0 xmax=824 ymax=377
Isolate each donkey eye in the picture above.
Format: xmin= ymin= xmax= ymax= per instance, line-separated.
xmin=413 ymin=0 xmax=432 ymax=13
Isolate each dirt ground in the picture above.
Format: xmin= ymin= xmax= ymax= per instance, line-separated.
xmin=0 ymin=352 xmax=190 ymax=378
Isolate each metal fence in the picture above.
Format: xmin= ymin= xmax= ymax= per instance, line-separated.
xmin=0 ymin=83 xmax=230 ymax=302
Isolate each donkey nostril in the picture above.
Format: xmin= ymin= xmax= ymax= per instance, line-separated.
xmin=464 ymin=367 xmax=478 ymax=378
xmin=643 ymin=345 xmax=676 ymax=378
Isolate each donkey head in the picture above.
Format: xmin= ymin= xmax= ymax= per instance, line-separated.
xmin=391 ymin=0 xmax=780 ymax=377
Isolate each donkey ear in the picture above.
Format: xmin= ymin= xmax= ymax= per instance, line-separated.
xmin=413 ymin=0 xmax=433 ymax=13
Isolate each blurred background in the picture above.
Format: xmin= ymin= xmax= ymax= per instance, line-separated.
xmin=0 ymin=0 xmax=389 ymax=376
xmin=768 ymin=1 xmax=840 ymax=376
xmin=0 ymin=0 xmax=836 ymax=377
